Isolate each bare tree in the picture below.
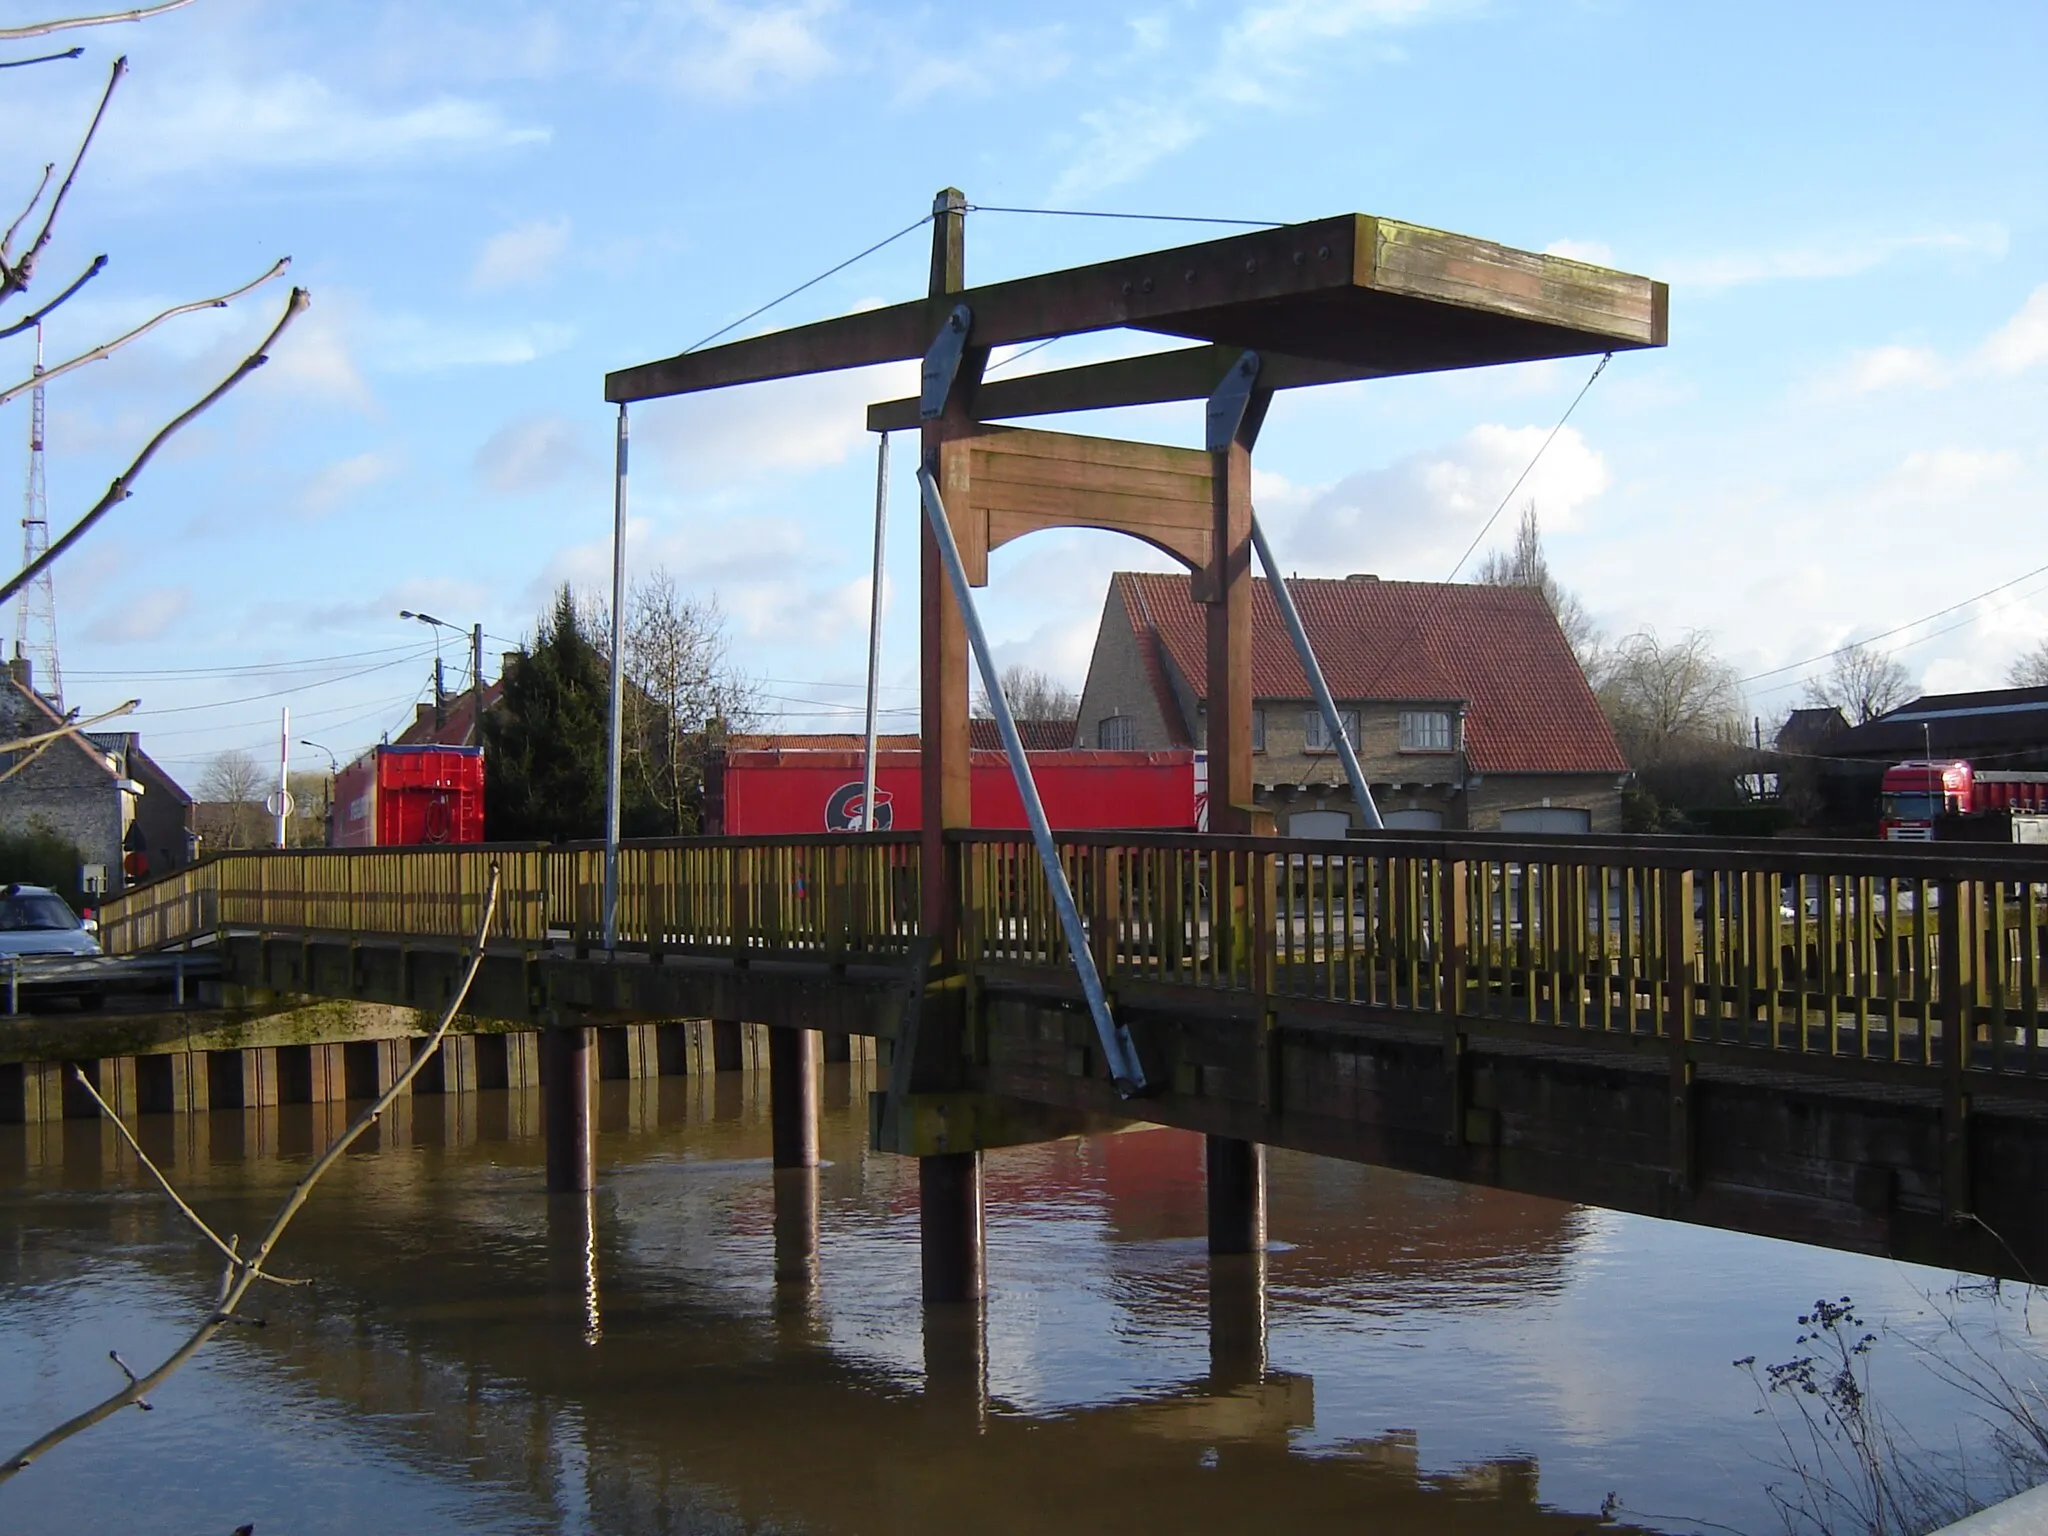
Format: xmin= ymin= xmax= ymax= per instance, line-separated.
xmin=2007 ymin=640 xmax=2048 ymax=689
xmin=973 ymin=664 xmax=1079 ymax=722
xmin=0 ymin=23 xmax=304 ymax=607
xmin=620 ymin=570 xmax=758 ymax=835
xmin=1802 ymin=642 xmax=1913 ymax=724
xmin=198 ymin=747 xmax=264 ymax=849
xmin=1472 ymin=502 xmax=1602 ymax=672
xmin=1595 ymin=627 xmax=1746 ymax=768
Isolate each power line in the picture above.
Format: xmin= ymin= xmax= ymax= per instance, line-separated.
xmin=680 ymin=212 xmax=934 ymax=356
xmin=122 ymin=649 xmax=433 ymax=720
xmin=66 ymin=640 xmax=426 ymax=681
xmin=966 ymin=205 xmax=1286 ymax=229
xmin=1739 ymin=559 xmax=2048 ymax=690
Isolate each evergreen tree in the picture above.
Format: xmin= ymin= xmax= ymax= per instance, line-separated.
xmin=484 ymin=587 xmax=611 ymax=842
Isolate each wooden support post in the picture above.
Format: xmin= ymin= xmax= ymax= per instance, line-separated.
xmin=1207 ymin=1251 xmax=1268 ymax=1388
xmin=712 ymin=1018 xmax=744 ymax=1073
xmin=308 ymin=1043 xmax=348 ymax=1103
xmin=22 ymin=1060 xmax=62 ymax=1123
xmin=1206 ymin=1134 xmax=1267 ymax=1255
xmin=1441 ymin=859 xmax=1470 ymax=1146
xmin=1202 ymin=367 xmax=1271 ymax=834
xmin=543 ymin=1025 xmax=594 ymax=1194
xmin=919 ymin=186 xmax=982 ymax=967
xmin=1663 ymin=866 xmax=1698 ymax=1192
xmin=769 ymin=1025 xmax=819 ymax=1169
xmin=1939 ymin=877 xmax=1972 ymax=1219
xmin=919 ymin=1148 xmax=985 ymax=1304
xmin=507 ymin=1030 xmax=541 ymax=1092
xmin=241 ymin=1047 xmax=279 ymax=1110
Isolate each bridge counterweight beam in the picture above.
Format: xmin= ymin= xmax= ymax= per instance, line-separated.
xmin=1206 ymin=1134 xmax=1267 ymax=1255
xmin=769 ymin=1025 xmax=819 ymax=1169
xmin=919 ymin=1149 xmax=985 ymax=1303
xmin=543 ymin=1025 xmax=594 ymax=1193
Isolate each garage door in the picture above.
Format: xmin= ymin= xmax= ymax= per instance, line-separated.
xmin=1380 ymin=808 xmax=1444 ymax=831
xmin=1288 ymin=810 xmax=1352 ymax=840
xmin=1498 ymin=807 xmax=1592 ymax=835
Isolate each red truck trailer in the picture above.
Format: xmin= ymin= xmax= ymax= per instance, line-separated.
xmin=1880 ymin=759 xmax=2048 ymax=841
xmin=707 ymin=746 xmax=1204 ymax=835
xmin=332 ymin=745 xmax=485 ymax=847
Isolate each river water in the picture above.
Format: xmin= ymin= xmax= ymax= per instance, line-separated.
xmin=2 ymin=1065 xmax=2043 ymax=1534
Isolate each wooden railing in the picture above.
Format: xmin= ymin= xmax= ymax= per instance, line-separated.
xmin=97 ymin=835 xmax=921 ymax=963
xmin=958 ymin=828 xmax=2048 ymax=1087
xmin=96 ymin=827 xmax=2048 ymax=1087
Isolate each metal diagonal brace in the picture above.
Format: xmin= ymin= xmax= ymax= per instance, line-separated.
xmin=1249 ymin=512 xmax=1383 ymax=831
xmin=915 ymin=460 xmax=1149 ymax=1097
xmin=920 ymin=303 xmax=973 ymax=420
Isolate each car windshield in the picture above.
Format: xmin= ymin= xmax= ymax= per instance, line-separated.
xmin=0 ymin=893 xmax=78 ymax=931
xmin=1884 ymin=793 xmax=1940 ymax=821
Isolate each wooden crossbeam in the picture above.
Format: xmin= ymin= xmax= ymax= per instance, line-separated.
xmin=606 ymin=215 xmax=1666 ymax=406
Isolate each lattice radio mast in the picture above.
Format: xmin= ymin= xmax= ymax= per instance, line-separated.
xmin=15 ymin=322 xmax=61 ymax=709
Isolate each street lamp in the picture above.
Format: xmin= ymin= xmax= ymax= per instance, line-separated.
xmin=399 ymin=609 xmax=485 ymax=744
xmin=300 ymin=739 xmax=339 ymax=846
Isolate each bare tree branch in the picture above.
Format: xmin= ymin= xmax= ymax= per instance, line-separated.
xmin=0 ymin=256 xmax=289 ymax=406
xmin=0 ymin=284 xmax=309 ymax=610
xmin=0 ymin=252 xmax=107 ymax=339
xmin=0 ymin=54 xmax=125 ymax=306
xmin=0 ymin=46 xmax=85 ymax=68
xmin=0 ymin=864 xmax=503 ymax=1485
xmin=0 ymin=697 xmax=138 ymax=785
xmin=2 ymin=164 xmax=56 ymax=263
xmin=66 ymin=1066 xmax=306 ymax=1287
xmin=0 ymin=1 xmax=192 ymax=41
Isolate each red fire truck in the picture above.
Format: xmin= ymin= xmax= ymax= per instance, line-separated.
xmin=1879 ymin=759 xmax=2048 ymax=841
xmin=706 ymin=745 xmax=1204 ymax=835
xmin=332 ymin=745 xmax=485 ymax=847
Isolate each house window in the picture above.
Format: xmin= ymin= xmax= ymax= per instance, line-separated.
xmin=1097 ymin=715 xmax=1136 ymax=750
xmin=1399 ymin=710 xmax=1455 ymax=752
xmin=1252 ymin=707 xmax=1266 ymax=753
xmin=1302 ymin=708 xmax=1360 ymax=752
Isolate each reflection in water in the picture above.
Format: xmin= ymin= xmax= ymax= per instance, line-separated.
xmin=3 ymin=1066 xmax=2043 ymax=1535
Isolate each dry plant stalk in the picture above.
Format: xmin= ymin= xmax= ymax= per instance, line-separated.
xmin=0 ymin=2 xmax=192 ymax=43
xmin=0 ymin=865 xmax=504 ymax=1484
xmin=0 ymin=284 xmax=311 ymax=609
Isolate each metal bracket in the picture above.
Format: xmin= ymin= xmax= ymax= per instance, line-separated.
xmin=920 ymin=303 xmax=974 ymax=420
xmin=1205 ymin=349 xmax=1262 ymax=452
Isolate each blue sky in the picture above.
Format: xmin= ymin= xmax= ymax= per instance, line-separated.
xmin=0 ymin=0 xmax=2041 ymax=782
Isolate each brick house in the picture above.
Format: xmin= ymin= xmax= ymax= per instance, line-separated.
xmin=0 ymin=660 xmax=194 ymax=892
xmin=1075 ymin=572 xmax=1627 ymax=835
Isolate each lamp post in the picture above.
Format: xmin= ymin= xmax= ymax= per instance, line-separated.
xmin=300 ymin=739 xmax=338 ymax=847
xmin=400 ymin=610 xmax=486 ymax=746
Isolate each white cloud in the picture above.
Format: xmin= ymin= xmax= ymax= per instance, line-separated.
xmin=367 ymin=314 xmax=577 ymax=372
xmin=1662 ymin=227 xmax=2007 ymax=293
xmin=1544 ymin=239 xmax=1615 ymax=267
xmin=88 ymin=585 xmax=190 ymax=644
xmin=301 ymin=449 xmax=403 ymax=516
xmin=635 ymin=360 xmax=915 ymax=488
xmin=659 ymin=0 xmax=839 ymax=100
xmin=469 ymin=217 xmax=573 ymax=292
xmin=474 ymin=415 xmax=585 ymax=495
xmin=1884 ymin=447 xmax=2023 ymax=500
xmin=1825 ymin=344 xmax=1951 ymax=395
xmin=894 ymin=27 xmax=1070 ymax=105
xmin=102 ymin=73 xmax=548 ymax=178
xmin=266 ymin=303 xmax=376 ymax=412
xmin=1259 ymin=423 xmax=1611 ymax=580
xmin=1981 ymin=284 xmax=2048 ymax=375
xmin=1054 ymin=0 xmax=1459 ymax=197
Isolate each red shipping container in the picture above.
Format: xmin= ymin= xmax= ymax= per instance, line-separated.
xmin=332 ymin=745 xmax=484 ymax=847
xmin=710 ymin=747 xmax=1202 ymax=835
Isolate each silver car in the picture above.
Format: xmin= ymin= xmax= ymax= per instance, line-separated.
xmin=0 ymin=884 xmax=101 ymax=958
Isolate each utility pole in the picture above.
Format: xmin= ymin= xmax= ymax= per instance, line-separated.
xmin=471 ymin=623 xmax=484 ymax=748
xmin=433 ymin=654 xmax=446 ymax=733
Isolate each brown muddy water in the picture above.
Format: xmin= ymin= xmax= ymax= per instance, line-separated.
xmin=2 ymin=1064 xmax=2042 ymax=1534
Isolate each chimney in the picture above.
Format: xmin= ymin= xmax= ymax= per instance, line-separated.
xmin=500 ymin=651 xmax=522 ymax=681
xmin=415 ymin=703 xmax=432 ymax=729
xmin=7 ymin=653 xmax=28 ymax=690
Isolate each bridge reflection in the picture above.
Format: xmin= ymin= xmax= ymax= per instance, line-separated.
xmin=2 ymin=1072 xmax=1618 ymax=1534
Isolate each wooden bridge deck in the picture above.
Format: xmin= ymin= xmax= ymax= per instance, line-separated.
xmin=87 ymin=828 xmax=2048 ymax=1282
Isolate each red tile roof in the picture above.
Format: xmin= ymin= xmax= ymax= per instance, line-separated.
xmin=730 ymin=721 xmax=1077 ymax=752
xmin=1113 ymin=571 xmax=1626 ymax=776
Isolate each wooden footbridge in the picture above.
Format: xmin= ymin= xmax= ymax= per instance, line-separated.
xmin=18 ymin=195 xmax=2043 ymax=1301
xmin=68 ymin=827 xmax=2048 ymax=1290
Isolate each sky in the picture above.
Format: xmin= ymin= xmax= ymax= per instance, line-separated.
xmin=0 ymin=0 xmax=2041 ymax=784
